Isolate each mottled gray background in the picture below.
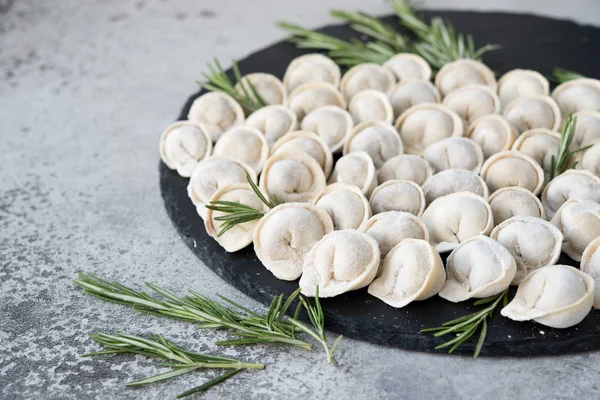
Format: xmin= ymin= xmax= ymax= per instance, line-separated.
xmin=1 ymin=0 xmax=600 ymax=399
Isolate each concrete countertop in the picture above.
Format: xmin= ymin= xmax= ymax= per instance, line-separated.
xmin=1 ymin=0 xmax=599 ymax=398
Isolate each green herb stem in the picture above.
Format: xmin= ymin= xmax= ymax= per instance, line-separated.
xmin=549 ymin=114 xmax=593 ymax=180
xmin=550 ymin=67 xmax=586 ymax=84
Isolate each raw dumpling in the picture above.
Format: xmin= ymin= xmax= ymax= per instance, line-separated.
xmin=503 ymin=95 xmax=561 ymax=133
xmin=480 ymin=150 xmax=544 ymax=195
xmin=388 ymin=79 xmax=441 ymax=119
xmin=511 ymin=128 xmax=560 ymax=178
xmin=497 ymin=69 xmax=550 ymax=109
xmin=421 ymin=169 xmax=489 ymax=205
xmin=235 ymin=73 xmax=287 ymax=105
xmin=423 ymin=137 xmax=484 ymax=173
xmin=360 ymin=211 xmax=429 ymax=258
xmin=340 ymin=63 xmax=396 ymax=101
xmin=253 ymin=203 xmax=334 ymax=280
xmin=287 ymin=82 xmax=346 ymax=120
xmin=434 ymin=59 xmax=497 ymax=97
xmin=348 ymin=89 xmax=394 ymax=124
xmin=245 ymin=105 xmax=298 ymax=145
xmin=271 ymin=131 xmax=333 ymax=177
xmin=300 ymin=105 xmax=353 ymax=153
xmin=501 ymin=265 xmax=595 ymax=328
xmin=313 ymin=183 xmax=371 ymax=230
xmin=383 ymin=53 xmax=432 ymax=81
xmin=328 ymin=151 xmax=378 ymax=197
xmin=300 ymin=230 xmax=380 ymax=297
xmin=550 ymin=199 xmax=600 ymax=261
xmin=541 ymin=169 xmax=600 ymax=219
xmin=213 ymin=126 xmax=269 ymax=174
xmin=394 ymin=103 xmax=464 ymax=156
xmin=421 ymin=192 xmax=493 ymax=253
xmin=343 ymin=121 xmax=403 ymax=168
xmin=259 ymin=150 xmax=326 ymax=203
xmin=467 ymin=114 xmax=518 ymax=159
xmin=439 ymin=236 xmax=517 ymax=302
xmin=442 ymin=85 xmax=501 ymax=125
xmin=369 ymin=180 xmax=426 ymax=216
xmin=490 ymin=216 xmax=563 ymax=284
xmin=368 ymin=239 xmax=445 ymax=308
xmin=187 ymin=92 xmax=245 ymax=142
xmin=488 ymin=187 xmax=545 ymax=226
xmin=581 ymin=237 xmax=600 ymax=309
xmin=552 ymin=78 xmax=600 ymax=115
xmin=377 ymin=154 xmax=433 ymax=186
xmin=283 ymin=53 xmax=341 ymax=93
xmin=578 ymin=143 xmax=600 ymax=176
xmin=572 ymin=110 xmax=600 ymax=149
xmin=160 ymin=121 xmax=212 ymax=177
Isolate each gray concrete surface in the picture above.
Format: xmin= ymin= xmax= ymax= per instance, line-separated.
xmin=1 ymin=0 xmax=600 ymax=399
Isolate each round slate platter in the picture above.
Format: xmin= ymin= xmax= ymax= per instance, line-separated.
xmin=160 ymin=10 xmax=600 ymax=356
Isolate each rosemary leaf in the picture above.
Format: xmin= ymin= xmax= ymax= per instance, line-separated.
xmin=550 ymin=67 xmax=586 ymax=84
xmin=330 ymin=9 xmax=408 ymax=51
xmin=549 ymin=114 xmax=591 ymax=180
xmin=176 ymin=369 xmax=242 ymax=399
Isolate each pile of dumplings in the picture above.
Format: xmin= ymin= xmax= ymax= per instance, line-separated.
xmin=160 ymin=52 xmax=600 ymax=330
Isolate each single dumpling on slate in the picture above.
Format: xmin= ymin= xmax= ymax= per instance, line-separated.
xmin=421 ymin=169 xmax=489 ymax=206
xmin=235 ymin=72 xmax=287 ymax=105
xmin=503 ymin=95 xmax=561 ymax=133
xmin=245 ymin=105 xmax=298 ymax=146
xmin=160 ymin=121 xmax=213 ymax=178
xmin=487 ymin=187 xmax=545 ymax=226
xmin=572 ymin=110 xmax=600 ymax=150
xmin=550 ymin=199 xmax=600 ymax=262
xmin=581 ymin=237 xmax=600 ymax=309
xmin=300 ymin=105 xmax=353 ymax=154
xmin=377 ymin=154 xmax=433 ymax=186
xmin=541 ymin=169 xmax=600 ymax=219
xmin=213 ymin=126 xmax=269 ymax=174
xmin=287 ymin=82 xmax=346 ymax=120
xmin=270 ymin=131 xmax=333 ymax=178
xmin=423 ymin=137 xmax=484 ymax=174
xmin=511 ymin=128 xmax=560 ymax=180
xmin=467 ymin=114 xmax=518 ymax=160
xmin=552 ymin=78 xmax=600 ymax=116
xmin=497 ymin=69 xmax=549 ymax=110
xmin=434 ymin=59 xmax=497 ymax=97
xmin=369 ymin=180 xmax=425 ymax=217
xmin=283 ymin=53 xmax=341 ymax=93
xmin=339 ymin=63 xmax=396 ymax=101
xmin=480 ymin=150 xmax=545 ymax=195
xmin=387 ymin=79 xmax=441 ymax=119
xmin=442 ymin=85 xmax=501 ymax=125
xmin=313 ymin=183 xmax=371 ymax=230
xmin=328 ymin=151 xmax=378 ymax=197
xmin=383 ymin=53 xmax=432 ymax=82
xmin=348 ymin=89 xmax=394 ymax=124
xmin=343 ymin=121 xmax=403 ymax=168
xmin=187 ymin=92 xmax=245 ymax=142
xmin=577 ymin=143 xmax=600 ymax=177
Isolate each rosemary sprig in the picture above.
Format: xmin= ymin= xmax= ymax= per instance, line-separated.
xmin=83 ymin=332 xmax=263 ymax=398
xmin=550 ymin=67 xmax=585 ymax=84
xmin=549 ymin=114 xmax=593 ymax=180
xmin=421 ymin=289 xmax=509 ymax=358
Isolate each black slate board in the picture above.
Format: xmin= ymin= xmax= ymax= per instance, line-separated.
xmin=160 ymin=11 xmax=600 ymax=356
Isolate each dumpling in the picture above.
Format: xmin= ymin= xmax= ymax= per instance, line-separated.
xmin=213 ymin=126 xmax=269 ymax=174
xmin=394 ymin=103 xmax=464 ymax=156
xmin=348 ymin=89 xmax=394 ymax=124
xmin=581 ymin=237 xmax=600 ymax=308
xmin=511 ymin=128 xmax=560 ymax=178
xmin=283 ymin=53 xmax=341 ymax=93
xmin=360 ymin=211 xmax=429 ymax=258
xmin=253 ymin=203 xmax=334 ymax=280
xmin=159 ymin=121 xmax=212 ymax=177
xmin=490 ymin=216 xmax=563 ymax=284
xmin=434 ymin=59 xmax=497 ymax=97
xmin=369 ymin=180 xmax=425 ymax=216
xmin=259 ymin=150 xmax=326 ymax=203
xmin=377 ymin=154 xmax=433 ymax=186
xmin=503 ymin=95 xmax=561 ymax=133
xmin=383 ymin=53 xmax=432 ymax=81
xmin=501 ymin=265 xmax=595 ymax=328
xmin=343 ymin=121 xmax=403 ymax=168
xmin=270 ymin=131 xmax=333 ymax=177
xmin=488 ymin=187 xmax=545 ymax=226
xmin=572 ymin=110 xmax=600 ymax=150
xmin=368 ymin=239 xmax=446 ymax=308
xmin=313 ymin=183 xmax=371 ymax=230
xmin=552 ymin=78 xmax=600 ymax=115
xmin=287 ymin=82 xmax=346 ymax=120
xmin=421 ymin=192 xmax=493 ymax=253
xmin=467 ymin=114 xmax=518 ymax=159
xmin=421 ymin=169 xmax=489 ymax=205
xmin=578 ymin=143 xmax=600 ymax=176
xmin=339 ymin=63 xmax=396 ymax=101
xmin=187 ymin=92 xmax=245 ymax=141
xmin=439 ymin=236 xmax=517 ymax=302
xmin=423 ymin=137 xmax=484 ymax=173
xmin=300 ymin=105 xmax=353 ymax=153
xmin=328 ymin=151 xmax=378 ymax=197
xmin=388 ymin=79 xmax=441 ymax=119
xmin=550 ymin=199 xmax=600 ymax=261
xmin=541 ymin=169 xmax=600 ymax=219
xmin=497 ymin=69 xmax=549 ymax=109
xmin=235 ymin=73 xmax=286 ymax=105
xmin=442 ymin=85 xmax=501 ymax=125
xmin=245 ymin=105 xmax=298 ymax=146
xmin=299 ymin=230 xmax=380 ymax=297
xmin=480 ymin=151 xmax=544 ymax=195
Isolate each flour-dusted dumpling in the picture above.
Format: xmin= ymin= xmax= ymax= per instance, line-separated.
xmin=271 ymin=131 xmax=333 ymax=178
xmin=423 ymin=137 xmax=484 ymax=173
xmin=581 ymin=237 xmax=600 ymax=309
xmin=377 ymin=155 xmax=433 ymax=186
xmin=578 ymin=143 xmax=600 ymax=176
xmin=313 ymin=183 xmax=371 ymax=230
xmin=360 ymin=211 xmax=429 ymax=258
xmin=204 ymin=183 xmax=268 ymax=252
xmin=187 ymin=92 xmax=245 ymax=141
xmin=511 ymin=128 xmax=560 ymax=178
xmin=160 ymin=121 xmax=212 ymax=177
xmin=503 ymin=95 xmax=561 ymax=133
xmin=572 ymin=110 xmax=600 ymax=149
xmin=287 ymin=82 xmax=346 ymax=120
xmin=368 ymin=239 xmax=445 ymax=308
xmin=283 ymin=53 xmax=341 ymax=93
xmin=552 ymin=78 xmax=600 ymax=115
xmin=348 ymin=89 xmax=394 ymax=124
xmin=394 ymin=103 xmax=464 ymax=156
xmin=421 ymin=169 xmax=489 ymax=205
xmin=542 ymin=169 xmax=600 ymax=219
xmin=490 ymin=216 xmax=563 ymax=284
xmin=300 ymin=105 xmax=353 ymax=153
xmin=340 ymin=63 xmax=396 ymax=101
xmin=213 ymin=126 xmax=269 ymax=174
xmin=439 ymin=236 xmax=517 ymax=302
xmin=434 ymin=59 xmax=497 ymax=97
xmin=343 ymin=121 xmax=403 ymax=168
xmin=467 ymin=114 xmax=518 ymax=159
xmin=328 ymin=151 xmax=378 ymax=197
xmin=253 ymin=203 xmax=333 ymax=280
xmin=442 ymin=85 xmax=501 ymax=125
xmin=501 ymin=265 xmax=595 ymax=328
xmin=551 ymin=199 xmax=600 ymax=261
xmin=259 ymin=150 xmax=326 ymax=203
xmin=383 ymin=53 xmax=432 ymax=82
xmin=369 ymin=180 xmax=425 ymax=216
xmin=388 ymin=80 xmax=441 ymax=119
xmin=488 ymin=187 xmax=544 ymax=226
xmin=300 ymin=230 xmax=380 ymax=297
xmin=497 ymin=69 xmax=550 ymax=109
xmin=421 ymin=192 xmax=493 ymax=253
xmin=235 ymin=73 xmax=287 ymax=105
xmin=245 ymin=105 xmax=298 ymax=146
xmin=480 ymin=151 xmax=544 ymax=195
